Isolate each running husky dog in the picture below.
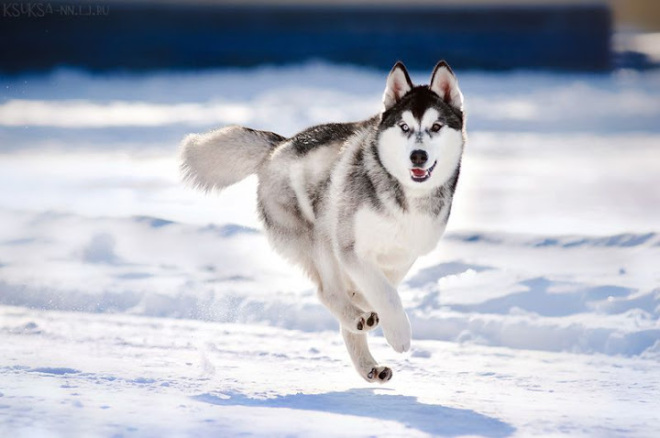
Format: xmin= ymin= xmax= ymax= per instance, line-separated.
xmin=181 ymin=61 xmax=465 ymax=383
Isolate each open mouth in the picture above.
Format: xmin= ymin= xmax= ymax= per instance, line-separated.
xmin=410 ymin=160 xmax=437 ymax=182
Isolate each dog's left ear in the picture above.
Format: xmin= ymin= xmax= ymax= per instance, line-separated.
xmin=429 ymin=61 xmax=463 ymax=110
xmin=383 ymin=61 xmax=413 ymax=110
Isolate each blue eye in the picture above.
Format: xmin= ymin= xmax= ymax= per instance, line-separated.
xmin=400 ymin=123 xmax=410 ymax=133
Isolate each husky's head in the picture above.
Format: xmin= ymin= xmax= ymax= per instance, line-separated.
xmin=377 ymin=61 xmax=465 ymax=191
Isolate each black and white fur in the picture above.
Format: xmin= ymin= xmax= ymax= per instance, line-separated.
xmin=181 ymin=61 xmax=466 ymax=383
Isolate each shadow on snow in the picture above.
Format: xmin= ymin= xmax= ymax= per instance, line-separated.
xmin=192 ymin=388 xmax=515 ymax=437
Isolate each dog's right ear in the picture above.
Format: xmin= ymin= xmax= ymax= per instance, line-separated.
xmin=383 ymin=61 xmax=413 ymax=110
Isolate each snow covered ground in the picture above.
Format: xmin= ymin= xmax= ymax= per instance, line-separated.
xmin=1 ymin=63 xmax=659 ymax=437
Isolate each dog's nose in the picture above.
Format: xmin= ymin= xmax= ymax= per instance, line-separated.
xmin=410 ymin=150 xmax=428 ymax=166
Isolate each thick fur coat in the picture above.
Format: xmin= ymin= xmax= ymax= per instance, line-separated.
xmin=181 ymin=61 xmax=466 ymax=382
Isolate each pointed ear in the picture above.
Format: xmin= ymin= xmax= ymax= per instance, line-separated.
xmin=429 ymin=61 xmax=463 ymax=110
xmin=383 ymin=61 xmax=413 ymax=110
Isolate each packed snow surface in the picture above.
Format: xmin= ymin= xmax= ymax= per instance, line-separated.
xmin=1 ymin=63 xmax=659 ymax=437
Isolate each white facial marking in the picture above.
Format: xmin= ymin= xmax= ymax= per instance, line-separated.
xmin=378 ymin=106 xmax=463 ymax=192
xmin=420 ymin=108 xmax=439 ymax=131
xmin=401 ymin=111 xmax=418 ymax=131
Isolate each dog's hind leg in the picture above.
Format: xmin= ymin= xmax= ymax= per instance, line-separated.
xmin=342 ymin=327 xmax=392 ymax=383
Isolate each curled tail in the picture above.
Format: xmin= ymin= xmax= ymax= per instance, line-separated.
xmin=180 ymin=126 xmax=286 ymax=192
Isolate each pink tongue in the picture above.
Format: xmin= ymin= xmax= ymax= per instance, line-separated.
xmin=411 ymin=168 xmax=427 ymax=178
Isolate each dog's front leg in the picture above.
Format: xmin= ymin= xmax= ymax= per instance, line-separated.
xmin=342 ymin=327 xmax=393 ymax=383
xmin=339 ymin=251 xmax=411 ymax=353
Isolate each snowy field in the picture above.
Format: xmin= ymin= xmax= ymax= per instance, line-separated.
xmin=0 ymin=63 xmax=659 ymax=437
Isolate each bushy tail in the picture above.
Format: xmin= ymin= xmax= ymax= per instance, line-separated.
xmin=180 ymin=126 xmax=285 ymax=192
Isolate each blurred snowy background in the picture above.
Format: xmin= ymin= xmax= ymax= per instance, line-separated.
xmin=1 ymin=1 xmax=659 ymax=437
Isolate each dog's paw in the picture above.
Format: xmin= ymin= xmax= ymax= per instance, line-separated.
xmin=355 ymin=311 xmax=379 ymax=332
xmin=381 ymin=312 xmax=412 ymax=353
xmin=366 ymin=366 xmax=393 ymax=383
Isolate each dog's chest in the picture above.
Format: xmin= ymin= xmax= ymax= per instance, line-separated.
xmin=352 ymin=207 xmax=446 ymax=268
